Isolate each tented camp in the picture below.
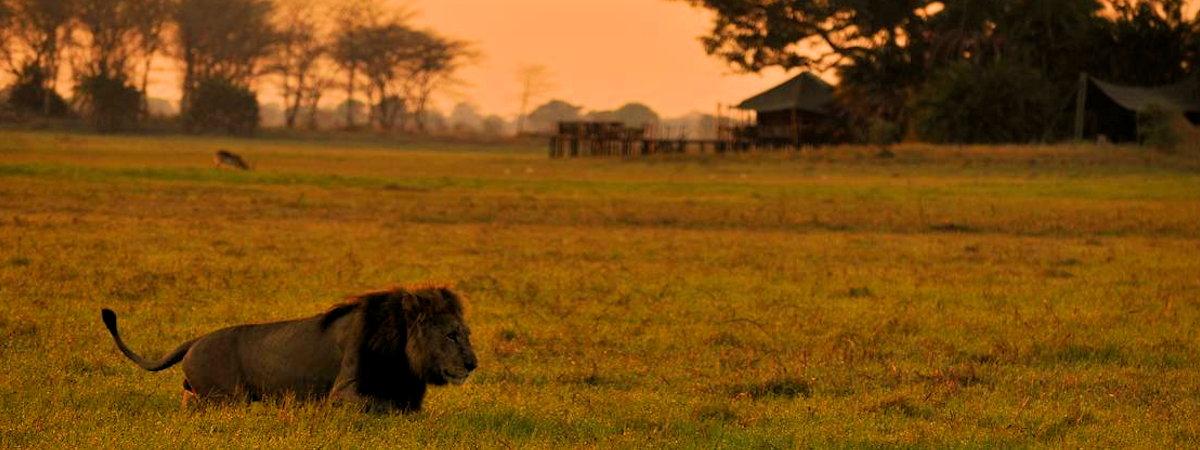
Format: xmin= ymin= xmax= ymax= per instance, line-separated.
xmin=1075 ymin=74 xmax=1200 ymax=142
xmin=735 ymin=72 xmax=848 ymax=146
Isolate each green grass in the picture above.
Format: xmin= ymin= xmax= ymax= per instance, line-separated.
xmin=1 ymin=130 xmax=1198 ymax=447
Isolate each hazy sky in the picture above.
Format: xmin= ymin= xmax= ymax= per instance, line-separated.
xmin=402 ymin=0 xmax=1200 ymax=119
xmin=404 ymin=0 xmax=794 ymax=118
xmin=141 ymin=0 xmax=1200 ymax=120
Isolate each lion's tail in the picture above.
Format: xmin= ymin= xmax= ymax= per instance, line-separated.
xmin=101 ymin=309 xmax=196 ymax=372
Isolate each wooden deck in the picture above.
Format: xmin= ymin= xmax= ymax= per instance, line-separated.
xmin=548 ymin=136 xmax=754 ymax=158
xmin=545 ymin=120 xmax=813 ymax=158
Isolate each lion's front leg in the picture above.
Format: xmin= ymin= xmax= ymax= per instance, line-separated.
xmin=328 ymin=378 xmax=364 ymax=405
xmin=329 ymin=381 xmax=395 ymax=413
xmin=329 ymin=358 xmax=385 ymax=412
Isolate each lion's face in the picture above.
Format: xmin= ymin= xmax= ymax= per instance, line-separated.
xmin=404 ymin=289 xmax=477 ymax=386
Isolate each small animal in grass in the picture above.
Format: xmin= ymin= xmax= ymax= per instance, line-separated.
xmin=100 ymin=286 xmax=477 ymax=412
xmin=214 ymin=149 xmax=251 ymax=170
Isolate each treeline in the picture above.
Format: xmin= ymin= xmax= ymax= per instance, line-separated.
xmin=524 ymin=101 xmax=659 ymax=132
xmin=0 ymin=0 xmax=472 ymax=135
xmin=521 ymin=100 xmax=730 ymax=140
xmin=684 ymin=0 xmax=1199 ymax=144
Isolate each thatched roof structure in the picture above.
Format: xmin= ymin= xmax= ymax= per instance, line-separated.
xmin=1077 ymin=75 xmax=1200 ymax=142
xmin=1089 ymin=76 xmax=1200 ymax=113
xmin=736 ymin=73 xmax=835 ymax=114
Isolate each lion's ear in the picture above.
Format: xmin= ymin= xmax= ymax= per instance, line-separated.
xmin=396 ymin=291 xmax=425 ymax=323
xmin=438 ymin=287 xmax=463 ymax=312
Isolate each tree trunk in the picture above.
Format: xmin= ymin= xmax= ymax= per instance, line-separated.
xmin=306 ymin=89 xmax=322 ymax=130
xmin=285 ymin=76 xmax=302 ymax=129
xmin=42 ymin=41 xmax=57 ymax=116
xmin=181 ymin=44 xmax=195 ymax=131
xmin=140 ymin=57 xmax=154 ymax=117
xmin=516 ymin=83 xmax=530 ymax=135
xmin=344 ymin=67 xmax=356 ymax=129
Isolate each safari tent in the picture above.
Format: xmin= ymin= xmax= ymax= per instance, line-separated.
xmin=1074 ymin=74 xmax=1200 ymax=142
xmin=736 ymin=72 xmax=847 ymax=146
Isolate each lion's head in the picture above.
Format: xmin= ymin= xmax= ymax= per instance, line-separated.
xmin=399 ymin=287 xmax=478 ymax=385
xmin=339 ymin=286 xmax=478 ymax=390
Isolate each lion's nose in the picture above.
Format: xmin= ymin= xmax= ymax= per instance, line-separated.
xmin=465 ymin=358 xmax=478 ymax=372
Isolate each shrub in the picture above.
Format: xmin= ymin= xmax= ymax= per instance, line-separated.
xmin=1137 ymin=105 xmax=1182 ymax=151
xmin=184 ymin=77 xmax=259 ymax=135
xmin=865 ymin=118 xmax=902 ymax=146
xmin=5 ymin=65 xmax=69 ymax=117
xmin=910 ymin=61 xmax=1058 ymax=144
xmin=74 ymin=74 xmax=143 ymax=132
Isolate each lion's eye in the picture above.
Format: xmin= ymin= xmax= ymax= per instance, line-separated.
xmin=447 ymin=331 xmax=460 ymax=342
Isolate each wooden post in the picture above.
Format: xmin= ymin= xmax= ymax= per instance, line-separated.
xmin=1074 ymin=72 xmax=1089 ymax=141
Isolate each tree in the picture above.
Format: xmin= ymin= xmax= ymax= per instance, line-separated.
xmin=175 ymin=0 xmax=278 ymax=128
xmin=330 ymin=28 xmax=365 ymax=129
xmin=449 ymin=102 xmax=483 ymax=133
xmin=329 ymin=0 xmax=396 ymax=130
xmin=404 ymin=30 xmax=472 ymax=132
xmin=270 ymin=0 xmax=328 ymax=129
xmin=72 ymin=0 xmax=147 ymax=131
xmin=526 ymin=99 xmax=581 ymax=133
xmin=1 ymin=0 xmax=75 ymax=116
xmin=910 ymin=61 xmax=1058 ymax=143
xmin=358 ymin=23 xmax=417 ymax=131
xmin=682 ymin=0 xmax=1200 ymax=142
xmin=418 ymin=107 xmax=447 ymax=133
xmin=341 ymin=22 xmax=416 ymax=131
xmin=301 ymin=70 xmax=334 ymax=130
xmin=183 ymin=77 xmax=259 ymax=135
xmin=6 ymin=65 xmax=68 ymax=116
xmin=610 ymin=103 xmax=659 ymax=127
xmin=334 ymin=98 xmax=367 ymax=128
xmin=0 ymin=3 xmax=10 ymax=49
xmin=680 ymin=0 xmax=934 ymax=73
xmin=73 ymin=74 xmax=141 ymax=132
xmin=586 ymin=103 xmax=660 ymax=128
xmin=1094 ymin=0 xmax=1198 ymax=85
xmin=514 ymin=64 xmax=553 ymax=135
xmin=480 ymin=114 xmax=507 ymax=136
xmin=332 ymin=13 xmax=471 ymax=132
xmin=74 ymin=0 xmax=137 ymax=79
xmin=128 ymin=0 xmax=172 ymax=114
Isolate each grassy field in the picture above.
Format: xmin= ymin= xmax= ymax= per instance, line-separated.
xmin=1 ymin=130 xmax=1198 ymax=447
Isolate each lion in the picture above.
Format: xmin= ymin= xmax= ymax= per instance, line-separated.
xmin=100 ymin=286 xmax=477 ymax=412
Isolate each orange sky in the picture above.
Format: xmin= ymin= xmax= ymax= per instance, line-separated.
xmin=403 ymin=0 xmax=793 ymax=118
xmin=139 ymin=0 xmax=1200 ymax=120
xmin=401 ymin=0 xmax=1200 ymax=118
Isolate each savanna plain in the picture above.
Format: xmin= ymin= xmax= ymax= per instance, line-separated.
xmin=1 ymin=130 xmax=1198 ymax=447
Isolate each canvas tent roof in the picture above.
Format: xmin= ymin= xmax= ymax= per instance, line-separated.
xmin=1090 ymin=76 xmax=1200 ymax=112
xmin=736 ymin=72 xmax=835 ymax=114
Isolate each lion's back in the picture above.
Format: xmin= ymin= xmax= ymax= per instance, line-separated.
xmin=183 ymin=317 xmax=344 ymax=399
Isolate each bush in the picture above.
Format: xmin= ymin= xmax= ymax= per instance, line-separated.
xmin=1137 ymin=105 xmax=1182 ymax=151
xmin=184 ymin=78 xmax=259 ymax=135
xmin=74 ymin=74 xmax=143 ymax=132
xmin=910 ymin=61 xmax=1058 ymax=144
xmin=5 ymin=65 xmax=70 ymax=117
xmin=865 ymin=118 xmax=902 ymax=146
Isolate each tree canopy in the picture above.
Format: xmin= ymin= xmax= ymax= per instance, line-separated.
xmin=527 ymin=99 xmax=583 ymax=132
xmin=682 ymin=0 xmax=1200 ymax=142
xmin=0 ymin=0 xmax=473 ymax=134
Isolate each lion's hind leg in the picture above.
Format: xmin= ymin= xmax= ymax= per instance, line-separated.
xmin=181 ymin=379 xmax=199 ymax=411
